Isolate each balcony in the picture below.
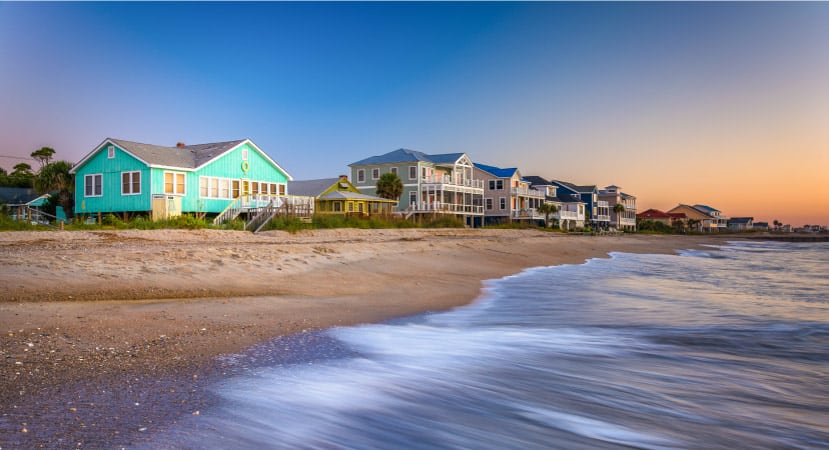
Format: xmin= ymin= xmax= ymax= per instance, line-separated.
xmin=421 ymin=175 xmax=484 ymax=191
xmin=512 ymin=208 xmax=546 ymax=220
xmin=408 ymin=201 xmax=484 ymax=215
xmin=510 ymin=187 xmax=546 ymax=198
xmin=558 ymin=210 xmax=581 ymax=220
xmin=594 ymin=214 xmax=610 ymax=222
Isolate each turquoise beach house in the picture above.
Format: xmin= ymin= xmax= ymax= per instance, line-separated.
xmin=70 ymin=138 xmax=292 ymax=220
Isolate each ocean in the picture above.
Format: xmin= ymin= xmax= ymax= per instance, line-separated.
xmin=148 ymin=241 xmax=829 ymax=449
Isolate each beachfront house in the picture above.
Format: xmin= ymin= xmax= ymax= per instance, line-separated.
xmin=692 ymin=205 xmax=729 ymax=231
xmin=667 ymin=204 xmax=718 ymax=231
xmin=524 ymin=176 xmax=586 ymax=230
xmin=349 ymin=149 xmax=484 ymax=227
xmin=70 ymin=138 xmax=293 ymax=221
xmin=728 ymin=217 xmax=754 ymax=231
xmin=472 ymin=163 xmax=546 ymax=225
xmin=599 ymin=185 xmax=637 ymax=231
xmin=551 ymin=180 xmax=610 ymax=229
xmin=288 ymin=175 xmax=397 ymax=216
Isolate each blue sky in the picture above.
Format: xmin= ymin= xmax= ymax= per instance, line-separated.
xmin=1 ymin=2 xmax=827 ymax=224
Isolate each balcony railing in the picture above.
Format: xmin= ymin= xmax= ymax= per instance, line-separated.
xmin=421 ymin=175 xmax=484 ymax=190
xmin=512 ymin=208 xmax=545 ymax=220
xmin=558 ymin=210 xmax=581 ymax=220
xmin=510 ymin=187 xmax=546 ymax=198
xmin=409 ymin=201 xmax=484 ymax=215
xmin=594 ymin=214 xmax=610 ymax=222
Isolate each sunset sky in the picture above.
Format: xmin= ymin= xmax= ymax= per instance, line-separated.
xmin=1 ymin=2 xmax=826 ymax=225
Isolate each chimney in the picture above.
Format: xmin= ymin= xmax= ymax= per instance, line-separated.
xmin=339 ymin=174 xmax=348 ymax=181
xmin=176 ymin=142 xmax=186 ymax=147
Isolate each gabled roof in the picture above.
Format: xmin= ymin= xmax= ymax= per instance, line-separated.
xmin=693 ymin=204 xmax=721 ymax=214
xmin=637 ymin=208 xmax=671 ymax=219
xmin=349 ymin=149 xmax=468 ymax=166
xmin=523 ymin=176 xmax=551 ymax=186
xmin=473 ymin=163 xmax=518 ymax=178
xmin=556 ymin=192 xmax=583 ymax=204
xmin=288 ymin=178 xmax=340 ymax=197
xmin=729 ymin=217 xmax=754 ymax=224
xmin=71 ymin=138 xmax=292 ymax=179
xmin=349 ymin=148 xmax=431 ymax=166
xmin=318 ymin=190 xmax=396 ymax=202
xmin=552 ymin=180 xmax=597 ymax=194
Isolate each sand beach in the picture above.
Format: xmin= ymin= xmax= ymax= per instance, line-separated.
xmin=0 ymin=229 xmax=722 ymax=447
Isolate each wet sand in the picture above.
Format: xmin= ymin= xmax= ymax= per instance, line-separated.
xmin=0 ymin=228 xmax=723 ymax=447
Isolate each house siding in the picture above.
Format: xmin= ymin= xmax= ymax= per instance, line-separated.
xmin=351 ymin=162 xmax=420 ymax=210
xmin=75 ymin=143 xmax=151 ymax=215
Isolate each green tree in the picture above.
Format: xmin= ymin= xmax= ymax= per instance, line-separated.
xmin=536 ymin=202 xmax=559 ymax=228
xmin=34 ymin=160 xmax=74 ymax=218
xmin=613 ymin=202 xmax=626 ymax=230
xmin=376 ymin=172 xmax=403 ymax=201
xmin=9 ymin=162 xmax=34 ymax=188
xmin=31 ymin=147 xmax=55 ymax=170
xmin=11 ymin=162 xmax=33 ymax=177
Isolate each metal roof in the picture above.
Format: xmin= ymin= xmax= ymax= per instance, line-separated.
xmin=523 ymin=176 xmax=551 ymax=186
xmin=288 ymin=178 xmax=340 ymax=197
xmin=473 ymin=163 xmax=518 ymax=178
xmin=349 ymin=149 xmax=467 ymax=166
xmin=0 ymin=187 xmax=40 ymax=205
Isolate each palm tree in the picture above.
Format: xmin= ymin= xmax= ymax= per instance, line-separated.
xmin=536 ymin=202 xmax=558 ymax=228
xmin=613 ymin=202 xmax=625 ymax=230
xmin=34 ymin=160 xmax=74 ymax=219
xmin=376 ymin=172 xmax=403 ymax=201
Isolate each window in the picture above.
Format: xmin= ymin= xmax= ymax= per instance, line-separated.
xmin=409 ymin=191 xmax=417 ymax=206
xmin=496 ymin=180 xmax=504 ymax=190
xmin=409 ymin=166 xmax=417 ymax=180
xmin=251 ymin=182 xmax=260 ymax=195
xmin=164 ymin=172 xmax=185 ymax=195
xmin=84 ymin=174 xmax=102 ymax=197
xmin=121 ymin=171 xmax=141 ymax=195
xmin=488 ymin=180 xmax=495 ymax=190
xmin=422 ymin=167 xmax=427 ymax=179
xmin=371 ymin=168 xmax=380 ymax=180
xmin=220 ymin=179 xmax=230 ymax=198
xmin=279 ymin=184 xmax=286 ymax=195
xmin=390 ymin=167 xmax=398 ymax=176
xmin=333 ymin=201 xmax=342 ymax=212
xmin=486 ymin=198 xmax=493 ymax=210
xmin=242 ymin=148 xmax=249 ymax=161
xmin=358 ymin=203 xmax=364 ymax=213
xmin=358 ymin=169 xmax=365 ymax=183
xmin=232 ymin=180 xmax=241 ymax=198
xmin=348 ymin=202 xmax=354 ymax=212
xmin=107 ymin=146 xmax=115 ymax=159
xmin=499 ymin=197 xmax=506 ymax=210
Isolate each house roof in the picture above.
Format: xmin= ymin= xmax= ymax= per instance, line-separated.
xmin=667 ymin=212 xmax=687 ymax=219
xmin=693 ymin=204 xmax=721 ymax=214
xmin=729 ymin=217 xmax=754 ymax=224
xmin=349 ymin=149 xmax=467 ymax=166
xmin=473 ymin=163 xmax=518 ymax=178
xmin=108 ymin=138 xmax=247 ymax=169
xmin=0 ymin=187 xmax=41 ymax=205
xmin=71 ymin=138 xmax=292 ymax=179
xmin=288 ymin=178 xmax=340 ymax=197
xmin=318 ymin=190 xmax=396 ymax=202
xmin=349 ymin=149 xmax=431 ymax=166
xmin=637 ymin=208 xmax=671 ymax=219
xmin=555 ymin=192 xmax=582 ymax=204
xmin=552 ymin=180 xmax=596 ymax=193
xmin=523 ymin=176 xmax=551 ymax=186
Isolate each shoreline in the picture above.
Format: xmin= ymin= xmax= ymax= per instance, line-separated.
xmin=0 ymin=229 xmax=726 ymax=447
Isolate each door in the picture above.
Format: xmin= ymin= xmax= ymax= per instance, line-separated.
xmin=241 ymin=179 xmax=251 ymax=207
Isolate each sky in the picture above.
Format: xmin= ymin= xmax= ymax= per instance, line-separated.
xmin=0 ymin=2 xmax=827 ymax=226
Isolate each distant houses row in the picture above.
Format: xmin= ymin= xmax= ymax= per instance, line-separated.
xmin=6 ymin=136 xmax=796 ymax=231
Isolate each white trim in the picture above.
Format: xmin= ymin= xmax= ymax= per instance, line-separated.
xmin=499 ymin=196 xmax=506 ymax=210
xmin=120 ymin=170 xmax=141 ymax=196
xmin=357 ymin=169 xmax=366 ymax=183
xmin=71 ymin=138 xmax=152 ymax=174
xmin=408 ymin=165 xmax=417 ymax=180
xmin=371 ymin=168 xmax=380 ymax=180
xmin=193 ymin=139 xmax=294 ymax=181
xmin=107 ymin=145 xmax=115 ymax=159
xmin=84 ymin=173 xmax=103 ymax=197
xmin=390 ymin=167 xmax=398 ymax=176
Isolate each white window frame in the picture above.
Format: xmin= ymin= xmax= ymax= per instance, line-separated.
xmin=409 ymin=166 xmax=417 ymax=180
xmin=358 ymin=169 xmax=365 ymax=183
xmin=390 ymin=167 xmax=398 ymax=176
xmin=499 ymin=197 xmax=506 ymax=210
xmin=164 ymin=171 xmax=186 ymax=196
xmin=496 ymin=180 xmax=504 ymax=190
xmin=121 ymin=171 xmax=141 ymax=195
xmin=409 ymin=191 xmax=417 ymax=206
xmin=371 ymin=168 xmax=380 ymax=180
xmin=84 ymin=173 xmax=102 ymax=197
xmin=486 ymin=198 xmax=493 ymax=210
xmin=488 ymin=180 xmax=496 ymax=190
xmin=242 ymin=148 xmax=249 ymax=161
xmin=107 ymin=145 xmax=115 ymax=159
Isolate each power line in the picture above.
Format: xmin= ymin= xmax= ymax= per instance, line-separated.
xmin=0 ymin=155 xmax=35 ymax=160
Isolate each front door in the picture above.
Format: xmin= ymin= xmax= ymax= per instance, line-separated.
xmin=241 ymin=179 xmax=251 ymax=207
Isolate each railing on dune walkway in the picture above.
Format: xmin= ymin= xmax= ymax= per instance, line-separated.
xmin=247 ymin=198 xmax=282 ymax=233
xmin=213 ymin=197 xmax=244 ymax=225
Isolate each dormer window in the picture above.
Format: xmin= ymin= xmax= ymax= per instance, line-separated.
xmin=242 ymin=148 xmax=249 ymax=161
xmin=107 ymin=146 xmax=115 ymax=159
